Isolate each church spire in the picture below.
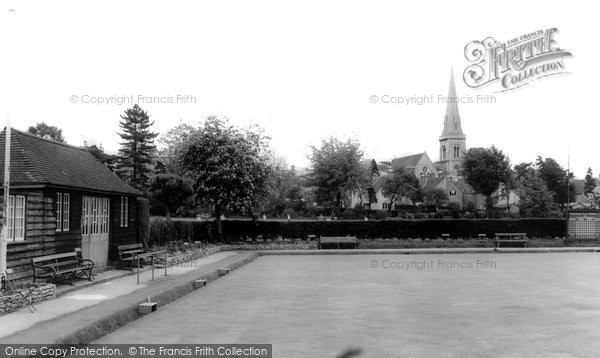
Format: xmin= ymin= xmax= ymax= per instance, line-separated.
xmin=441 ymin=69 xmax=464 ymax=137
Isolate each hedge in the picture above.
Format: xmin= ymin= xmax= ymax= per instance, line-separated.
xmin=148 ymin=218 xmax=567 ymax=244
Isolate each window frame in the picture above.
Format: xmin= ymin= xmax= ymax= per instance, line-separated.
xmin=6 ymin=194 xmax=26 ymax=242
xmin=56 ymin=192 xmax=71 ymax=232
xmin=120 ymin=196 xmax=129 ymax=228
xmin=56 ymin=193 xmax=62 ymax=231
xmin=63 ymin=193 xmax=70 ymax=232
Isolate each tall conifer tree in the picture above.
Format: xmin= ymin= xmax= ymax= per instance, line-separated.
xmin=117 ymin=104 xmax=158 ymax=190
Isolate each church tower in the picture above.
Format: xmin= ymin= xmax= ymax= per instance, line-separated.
xmin=439 ymin=69 xmax=466 ymax=178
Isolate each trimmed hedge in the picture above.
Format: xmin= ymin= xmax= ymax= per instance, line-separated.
xmin=149 ymin=218 xmax=567 ymax=244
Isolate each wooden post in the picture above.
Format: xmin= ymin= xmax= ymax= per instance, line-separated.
xmin=151 ymin=255 xmax=155 ymax=281
xmin=136 ymin=256 xmax=140 ymax=285
xmin=0 ymin=124 xmax=11 ymax=282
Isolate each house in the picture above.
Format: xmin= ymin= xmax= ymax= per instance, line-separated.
xmin=0 ymin=129 xmax=142 ymax=281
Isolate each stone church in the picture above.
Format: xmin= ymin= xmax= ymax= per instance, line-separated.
xmin=351 ymin=70 xmax=483 ymax=210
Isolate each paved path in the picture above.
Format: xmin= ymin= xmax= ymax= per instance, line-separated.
xmin=0 ymin=251 xmax=240 ymax=341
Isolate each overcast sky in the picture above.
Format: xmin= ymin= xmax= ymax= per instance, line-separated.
xmin=0 ymin=0 xmax=596 ymax=177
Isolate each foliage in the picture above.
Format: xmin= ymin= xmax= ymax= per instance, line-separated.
xmin=308 ymin=137 xmax=364 ymax=210
xmin=446 ymin=202 xmax=462 ymax=218
xmin=27 ymin=122 xmax=66 ymax=143
xmin=513 ymin=162 xmax=554 ymax=217
xmin=260 ymin=155 xmax=307 ymax=217
xmin=423 ymin=188 xmax=449 ymax=209
xmin=179 ymin=117 xmax=271 ymax=239
xmin=148 ymin=218 xmax=567 ymax=243
xmin=117 ymin=104 xmax=158 ymax=191
xmin=536 ymin=156 xmax=575 ymax=208
xmin=149 ymin=174 xmax=194 ymax=220
xmin=584 ymin=167 xmax=596 ymax=197
xmin=137 ymin=198 xmax=150 ymax=248
xmin=157 ymin=122 xmax=196 ymax=175
xmin=84 ymin=142 xmax=118 ymax=172
xmin=377 ymin=168 xmax=422 ymax=209
xmin=461 ymin=146 xmax=512 ymax=216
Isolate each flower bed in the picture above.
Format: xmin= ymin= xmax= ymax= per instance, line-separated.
xmin=0 ymin=283 xmax=55 ymax=314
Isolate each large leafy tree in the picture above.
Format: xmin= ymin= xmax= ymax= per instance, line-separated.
xmin=461 ymin=146 xmax=512 ymax=217
xmin=117 ymin=104 xmax=158 ymax=191
xmin=513 ymin=162 xmax=554 ymax=217
xmin=179 ymin=117 xmax=271 ymax=239
xmin=27 ymin=122 xmax=66 ymax=143
xmin=377 ymin=168 xmax=422 ymax=210
xmin=309 ymin=137 xmax=364 ymax=210
xmin=149 ymin=174 xmax=193 ymax=220
xmin=157 ymin=122 xmax=196 ymax=175
xmin=536 ymin=156 xmax=575 ymax=209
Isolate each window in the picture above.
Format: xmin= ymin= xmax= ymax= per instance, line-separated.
xmin=453 ymin=145 xmax=460 ymax=158
xmin=56 ymin=193 xmax=70 ymax=231
xmin=382 ymin=203 xmax=388 ymax=210
xmin=441 ymin=145 xmax=446 ymax=159
xmin=120 ymin=196 xmax=129 ymax=227
xmin=81 ymin=196 xmax=109 ymax=235
xmin=56 ymin=193 xmax=62 ymax=230
xmin=6 ymin=195 xmax=25 ymax=241
xmin=449 ymin=190 xmax=457 ymax=196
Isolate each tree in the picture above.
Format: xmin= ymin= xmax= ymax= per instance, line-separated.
xmin=308 ymin=137 xmax=364 ymax=210
xmin=423 ymin=188 xmax=449 ymax=209
xmin=461 ymin=146 xmax=512 ymax=217
xmin=514 ymin=163 xmax=554 ymax=217
xmin=536 ymin=156 xmax=575 ymax=209
xmin=117 ymin=104 xmax=158 ymax=191
xmin=179 ymin=117 xmax=271 ymax=239
xmin=584 ymin=167 xmax=596 ymax=197
xmin=261 ymin=155 xmax=303 ymax=216
xmin=149 ymin=174 xmax=193 ymax=220
xmin=27 ymin=122 xmax=66 ymax=143
xmin=84 ymin=142 xmax=118 ymax=172
xmin=157 ymin=122 xmax=196 ymax=175
xmin=377 ymin=168 xmax=422 ymax=210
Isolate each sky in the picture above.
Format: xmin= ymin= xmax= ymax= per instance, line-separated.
xmin=0 ymin=0 xmax=596 ymax=177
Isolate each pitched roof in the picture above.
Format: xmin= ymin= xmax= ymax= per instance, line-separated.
xmin=0 ymin=128 xmax=141 ymax=196
xmin=391 ymin=153 xmax=426 ymax=170
xmin=422 ymin=176 xmax=443 ymax=191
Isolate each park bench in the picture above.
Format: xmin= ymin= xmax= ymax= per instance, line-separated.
xmin=494 ymin=233 xmax=527 ymax=248
xmin=32 ymin=252 xmax=94 ymax=285
xmin=117 ymin=243 xmax=148 ymax=270
xmin=318 ymin=236 xmax=358 ymax=249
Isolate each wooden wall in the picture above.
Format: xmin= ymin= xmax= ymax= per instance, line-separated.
xmin=108 ymin=194 xmax=138 ymax=262
xmin=3 ymin=188 xmax=139 ymax=282
xmin=3 ymin=189 xmax=60 ymax=281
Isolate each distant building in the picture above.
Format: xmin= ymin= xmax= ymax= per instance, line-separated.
xmin=350 ymin=70 xmax=483 ymax=210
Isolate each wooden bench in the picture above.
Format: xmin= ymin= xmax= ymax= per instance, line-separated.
xmin=494 ymin=233 xmax=527 ymax=247
xmin=32 ymin=252 xmax=94 ymax=285
xmin=117 ymin=243 xmax=147 ymax=270
xmin=318 ymin=236 xmax=358 ymax=249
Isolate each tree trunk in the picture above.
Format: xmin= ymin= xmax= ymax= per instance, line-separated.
xmin=485 ymin=195 xmax=493 ymax=218
xmin=214 ymin=203 xmax=223 ymax=241
xmin=165 ymin=208 xmax=171 ymax=221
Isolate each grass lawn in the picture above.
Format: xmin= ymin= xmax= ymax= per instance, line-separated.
xmin=96 ymin=253 xmax=600 ymax=357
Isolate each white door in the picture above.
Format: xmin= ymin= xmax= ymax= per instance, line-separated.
xmin=81 ymin=196 xmax=110 ymax=267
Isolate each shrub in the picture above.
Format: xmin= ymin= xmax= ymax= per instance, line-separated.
xmin=148 ymin=217 xmax=567 ymax=243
